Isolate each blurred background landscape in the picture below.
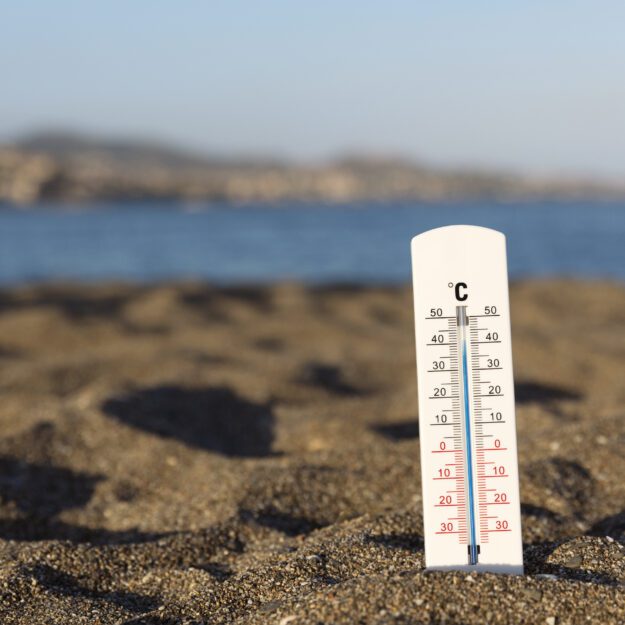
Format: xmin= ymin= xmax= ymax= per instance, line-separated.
xmin=1 ymin=2 xmax=625 ymax=285
xmin=2 ymin=3 xmax=625 ymax=624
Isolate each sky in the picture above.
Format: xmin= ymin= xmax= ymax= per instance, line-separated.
xmin=2 ymin=1 xmax=625 ymax=178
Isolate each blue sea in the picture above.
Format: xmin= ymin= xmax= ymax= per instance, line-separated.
xmin=0 ymin=200 xmax=623 ymax=284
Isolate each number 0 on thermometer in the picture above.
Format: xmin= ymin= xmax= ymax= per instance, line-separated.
xmin=412 ymin=226 xmax=523 ymax=574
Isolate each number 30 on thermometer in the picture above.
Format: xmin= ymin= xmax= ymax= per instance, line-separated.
xmin=411 ymin=226 xmax=523 ymax=574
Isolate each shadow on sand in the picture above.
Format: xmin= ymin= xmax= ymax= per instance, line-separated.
xmin=23 ymin=564 xmax=158 ymax=613
xmin=588 ymin=509 xmax=625 ymax=541
xmin=0 ymin=455 xmax=163 ymax=544
xmin=102 ymin=385 xmax=275 ymax=458
xmin=515 ymin=381 xmax=582 ymax=404
xmin=371 ymin=420 xmax=419 ymax=441
xmin=296 ymin=362 xmax=365 ymax=396
xmin=524 ymin=541 xmax=622 ymax=586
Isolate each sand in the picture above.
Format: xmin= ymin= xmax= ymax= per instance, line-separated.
xmin=0 ymin=280 xmax=622 ymax=624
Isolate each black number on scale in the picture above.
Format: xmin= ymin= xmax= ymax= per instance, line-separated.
xmin=485 ymin=332 xmax=499 ymax=341
xmin=430 ymin=308 xmax=443 ymax=317
xmin=435 ymin=414 xmax=448 ymax=423
xmin=488 ymin=385 xmax=502 ymax=395
xmin=432 ymin=360 xmax=446 ymax=370
xmin=487 ymin=358 xmax=500 ymax=368
xmin=431 ymin=334 xmax=445 ymax=343
xmin=433 ymin=387 xmax=447 ymax=397
xmin=490 ymin=412 xmax=503 ymax=421
xmin=485 ymin=306 xmax=497 ymax=315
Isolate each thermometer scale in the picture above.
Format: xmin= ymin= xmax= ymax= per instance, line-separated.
xmin=411 ymin=225 xmax=523 ymax=573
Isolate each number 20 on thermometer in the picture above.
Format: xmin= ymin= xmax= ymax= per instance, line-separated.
xmin=412 ymin=226 xmax=523 ymax=574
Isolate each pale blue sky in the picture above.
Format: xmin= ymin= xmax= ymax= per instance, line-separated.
xmin=2 ymin=1 xmax=625 ymax=177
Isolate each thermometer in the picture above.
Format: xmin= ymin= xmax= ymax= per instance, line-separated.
xmin=411 ymin=225 xmax=523 ymax=574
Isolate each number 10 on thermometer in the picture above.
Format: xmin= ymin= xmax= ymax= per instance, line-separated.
xmin=412 ymin=226 xmax=523 ymax=574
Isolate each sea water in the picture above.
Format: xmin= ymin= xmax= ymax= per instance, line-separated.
xmin=0 ymin=200 xmax=622 ymax=284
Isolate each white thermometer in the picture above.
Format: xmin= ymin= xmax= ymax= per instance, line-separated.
xmin=411 ymin=225 xmax=523 ymax=574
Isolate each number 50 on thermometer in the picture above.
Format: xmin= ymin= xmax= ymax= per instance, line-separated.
xmin=411 ymin=226 xmax=523 ymax=574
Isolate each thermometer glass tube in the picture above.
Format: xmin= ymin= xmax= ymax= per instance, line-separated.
xmin=411 ymin=225 xmax=523 ymax=574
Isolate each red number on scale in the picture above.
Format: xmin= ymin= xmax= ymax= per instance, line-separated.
xmin=440 ymin=522 xmax=453 ymax=532
xmin=496 ymin=520 xmax=509 ymax=530
xmin=438 ymin=468 xmax=451 ymax=477
xmin=493 ymin=466 xmax=505 ymax=475
xmin=494 ymin=439 xmax=502 ymax=448
xmin=494 ymin=493 xmax=508 ymax=503
xmin=440 ymin=441 xmax=446 ymax=451
xmin=439 ymin=495 xmax=452 ymax=504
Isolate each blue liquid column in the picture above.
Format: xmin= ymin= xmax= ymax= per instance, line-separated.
xmin=457 ymin=305 xmax=478 ymax=565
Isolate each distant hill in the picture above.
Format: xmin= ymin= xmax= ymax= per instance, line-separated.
xmin=16 ymin=131 xmax=211 ymax=168
xmin=14 ymin=131 xmax=282 ymax=170
xmin=1 ymin=130 xmax=624 ymax=205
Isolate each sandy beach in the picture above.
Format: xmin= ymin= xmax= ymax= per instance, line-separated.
xmin=0 ymin=280 xmax=623 ymax=623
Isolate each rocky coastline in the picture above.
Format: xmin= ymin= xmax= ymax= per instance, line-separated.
xmin=2 ymin=134 xmax=624 ymax=205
